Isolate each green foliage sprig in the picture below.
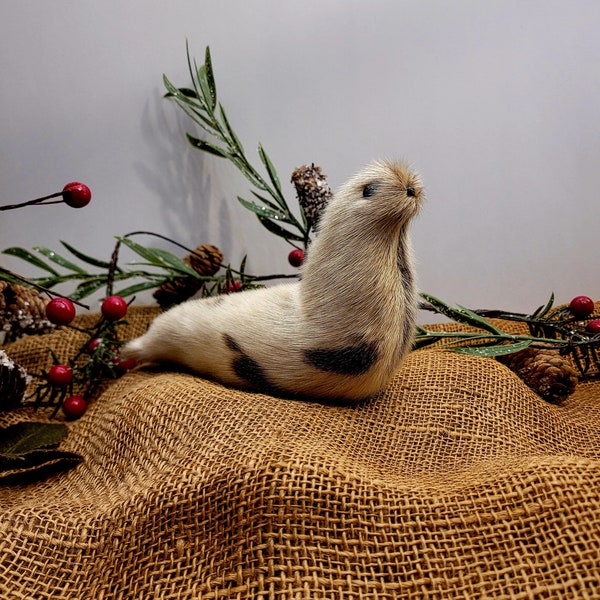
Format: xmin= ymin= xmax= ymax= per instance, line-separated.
xmin=417 ymin=293 xmax=600 ymax=379
xmin=163 ymin=43 xmax=311 ymax=248
xmin=1 ymin=231 xmax=295 ymax=302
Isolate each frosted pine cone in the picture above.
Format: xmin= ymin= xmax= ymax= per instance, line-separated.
xmin=498 ymin=347 xmax=578 ymax=404
xmin=0 ymin=350 xmax=30 ymax=411
xmin=291 ymin=164 xmax=333 ymax=230
xmin=0 ymin=282 xmax=55 ymax=341
xmin=153 ymin=244 xmax=224 ymax=309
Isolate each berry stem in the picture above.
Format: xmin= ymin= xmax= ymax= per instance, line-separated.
xmin=0 ymin=266 xmax=90 ymax=309
xmin=0 ymin=191 xmax=65 ymax=211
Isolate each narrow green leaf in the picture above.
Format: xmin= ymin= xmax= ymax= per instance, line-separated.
xmin=204 ymin=46 xmax=217 ymax=110
xmin=0 ymin=422 xmax=67 ymax=456
xmin=257 ymin=215 xmax=305 ymax=242
xmin=60 ymin=240 xmax=114 ymax=269
xmin=147 ymin=248 xmax=198 ymax=277
xmin=218 ymin=103 xmax=244 ymax=153
xmin=257 ymin=143 xmax=284 ymax=201
xmin=119 ymin=237 xmax=166 ymax=266
xmin=162 ymin=76 xmax=201 ymax=108
xmin=239 ymin=255 xmax=248 ymax=276
xmin=455 ymin=304 xmax=503 ymax=335
xmin=119 ymin=238 xmax=199 ymax=277
xmin=420 ymin=293 xmax=503 ymax=335
xmin=0 ymin=449 xmax=83 ymax=484
xmin=186 ymin=133 xmax=229 ymax=158
xmin=70 ymin=277 xmax=109 ymax=300
xmin=250 ymin=190 xmax=286 ymax=212
xmin=530 ymin=292 xmax=555 ymax=319
xmin=0 ymin=272 xmax=24 ymax=285
xmin=2 ymin=247 xmax=59 ymax=275
xmin=452 ymin=340 xmax=533 ymax=357
xmin=177 ymin=87 xmax=200 ymax=100
xmin=33 ymin=246 xmax=87 ymax=274
xmin=237 ymin=196 xmax=287 ymax=221
xmin=197 ymin=64 xmax=214 ymax=111
xmin=115 ymin=279 xmax=168 ymax=298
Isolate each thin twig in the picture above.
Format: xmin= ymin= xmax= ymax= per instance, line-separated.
xmin=0 ymin=266 xmax=90 ymax=309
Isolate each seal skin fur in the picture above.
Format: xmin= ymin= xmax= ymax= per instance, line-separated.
xmin=122 ymin=160 xmax=423 ymax=402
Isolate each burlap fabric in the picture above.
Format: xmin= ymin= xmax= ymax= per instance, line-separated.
xmin=1 ymin=306 xmax=600 ymax=598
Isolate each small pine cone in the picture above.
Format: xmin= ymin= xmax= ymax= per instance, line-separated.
xmin=0 ymin=282 xmax=55 ymax=340
xmin=187 ymin=244 xmax=224 ymax=276
xmin=291 ymin=164 xmax=333 ymax=229
xmin=153 ymin=244 xmax=224 ymax=309
xmin=498 ymin=347 xmax=578 ymax=404
xmin=153 ymin=277 xmax=202 ymax=309
xmin=0 ymin=350 xmax=30 ymax=411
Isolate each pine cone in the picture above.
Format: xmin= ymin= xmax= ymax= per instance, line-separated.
xmin=0 ymin=282 xmax=55 ymax=341
xmin=498 ymin=347 xmax=578 ymax=404
xmin=291 ymin=164 xmax=333 ymax=229
xmin=153 ymin=244 xmax=224 ymax=309
xmin=0 ymin=350 xmax=30 ymax=411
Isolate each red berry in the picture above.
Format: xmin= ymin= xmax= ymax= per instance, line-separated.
xmin=47 ymin=364 xmax=73 ymax=387
xmin=88 ymin=338 xmax=103 ymax=351
xmin=113 ymin=356 xmax=137 ymax=373
xmin=223 ymin=280 xmax=242 ymax=294
xmin=101 ymin=295 xmax=128 ymax=321
xmin=62 ymin=395 xmax=88 ymax=419
xmin=62 ymin=182 xmax=91 ymax=208
xmin=288 ymin=248 xmax=305 ymax=268
xmin=46 ymin=297 xmax=76 ymax=325
xmin=569 ymin=296 xmax=595 ymax=319
xmin=586 ymin=320 xmax=600 ymax=334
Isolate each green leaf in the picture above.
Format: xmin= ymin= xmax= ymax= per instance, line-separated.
xmin=203 ymin=46 xmax=217 ymax=109
xmin=452 ymin=340 xmax=533 ymax=357
xmin=174 ymin=86 xmax=199 ymax=100
xmin=420 ymin=293 xmax=503 ymax=335
xmin=218 ymin=103 xmax=244 ymax=153
xmin=455 ymin=304 xmax=503 ymax=335
xmin=257 ymin=215 xmax=305 ymax=242
xmin=237 ymin=196 xmax=287 ymax=221
xmin=186 ymin=133 xmax=229 ymax=158
xmin=250 ymin=190 xmax=286 ymax=212
xmin=197 ymin=65 xmax=214 ymax=109
xmin=0 ymin=422 xmax=67 ymax=456
xmin=2 ymin=247 xmax=59 ymax=275
xmin=146 ymin=248 xmax=198 ymax=277
xmin=115 ymin=279 xmax=168 ymax=298
xmin=119 ymin=237 xmax=166 ymax=266
xmin=0 ymin=449 xmax=83 ymax=485
xmin=70 ymin=277 xmax=109 ymax=300
xmin=119 ymin=238 xmax=199 ymax=277
xmin=162 ymin=76 xmax=201 ymax=108
xmin=33 ymin=246 xmax=87 ymax=274
xmin=530 ymin=292 xmax=555 ymax=319
xmin=60 ymin=240 xmax=114 ymax=269
xmin=257 ymin=143 xmax=284 ymax=202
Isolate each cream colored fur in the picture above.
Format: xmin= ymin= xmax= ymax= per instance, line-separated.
xmin=123 ymin=160 xmax=423 ymax=401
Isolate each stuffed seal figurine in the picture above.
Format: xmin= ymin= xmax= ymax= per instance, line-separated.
xmin=122 ymin=160 xmax=423 ymax=401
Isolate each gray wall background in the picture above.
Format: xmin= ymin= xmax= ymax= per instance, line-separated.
xmin=1 ymin=1 xmax=599 ymax=319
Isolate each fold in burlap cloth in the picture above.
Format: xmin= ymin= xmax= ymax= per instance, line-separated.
xmin=1 ymin=307 xmax=600 ymax=598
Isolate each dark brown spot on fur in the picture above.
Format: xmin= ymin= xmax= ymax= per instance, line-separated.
xmin=223 ymin=333 xmax=275 ymax=390
xmin=304 ymin=342 xmax=379 ymax=376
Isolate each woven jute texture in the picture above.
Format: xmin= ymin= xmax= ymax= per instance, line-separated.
xmin=1 ymin=307 xmax=600 ymax=599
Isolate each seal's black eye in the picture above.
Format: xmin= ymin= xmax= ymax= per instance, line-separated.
xmin=406 ymin=186 xmax=416 ymax=197
xmin=362 ymin=182 xmax=379 ymax=198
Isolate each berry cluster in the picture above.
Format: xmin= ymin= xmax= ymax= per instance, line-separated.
xmin=35 ymin=294 xmax=134 ymax=419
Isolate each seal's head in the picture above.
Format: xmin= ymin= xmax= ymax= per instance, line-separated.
xmin=321 ymin=160 xmax=423 ymax=233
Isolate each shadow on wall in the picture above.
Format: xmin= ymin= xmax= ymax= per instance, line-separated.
xmin=133 ymin=91 xmax=241 ymax=262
